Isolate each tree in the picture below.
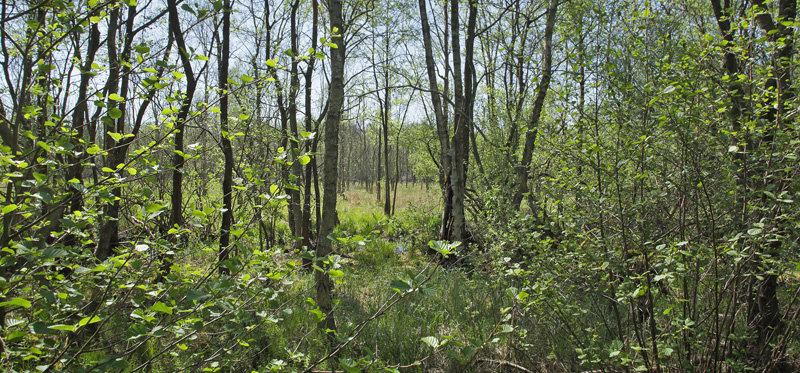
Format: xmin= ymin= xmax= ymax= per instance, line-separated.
xmin=511 ymin=0 xmax=557 ymax=212
xmin=709 ymin=0 xmax=796 ymax=368
xmin=418 ymin=0 xmax=452 ymax=240
xmin=316 ymin=0 xmax=345 ymax=336
xmin=218 ymin=0 xmax=233 ymax=274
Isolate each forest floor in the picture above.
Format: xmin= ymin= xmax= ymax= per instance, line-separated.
xmin=268 ymin=184 xmax=550 ymax=372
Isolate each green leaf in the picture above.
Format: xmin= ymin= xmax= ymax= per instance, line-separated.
xmin=78 ymin=315 xmax=102 ymax=327
xmin=428 ymin=240 xmax=459 ymax=257
xmin=241 ymin=74 xmax=253 ymax=83
xmin=309 ymin=307 xmax=324 ymax=323
xmin=339 ymin=358 xmax=360 ymax=373
xmin=145 ymin=203 xmax=164 ymax=214
xmin=109 ymin=93 xmax=124 ymax=101
xmin=149 ymin=302 xmax=173 ymax=315
xmin=42 ymin=248 xmax=68 ymax=259
xmin=48 ymin=324 xmax=75 ymax=331
xmin=391 ymin=279 xmax=412 ymax=292
xmin=420 ymin=336 xmax=439 ymax=349
xmin=299 ymin=155 xmax=311 ymax=165
xmin=86 ymin=144 xmax=102 ymax=154
xmin=187 ymin=289 xmax=211 ymax=301
xmin=0 ymin=297 xmax=31 ymax=308
xmin=31 ymin=322 xmax=56 ymax=335
xmin=108 ymin=132 xmax=123 ymax=141
xmin=3 ymin=204 xmax=18 ymax=214
xmin=265 ymin=59 xmax=276 ymax=68
xmin=108 ymin=108 xmax=123 ymax=119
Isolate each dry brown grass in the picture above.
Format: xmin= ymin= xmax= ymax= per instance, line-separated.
xmin=342 ymin=182 xmax=439 ymax=212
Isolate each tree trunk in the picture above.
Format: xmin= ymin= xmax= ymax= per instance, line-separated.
xmin=97 ymin=5 xmax=139 ymax=260
xmin=383 ymin=88 xmax=391 ymax=216
xmin=218 ymin=0 xmax=233 ymax=275
xmin=67 ymin=24 xmax=99 ymax=216
xmin=300 ymin=0 xmax=320 ymax=268
xmin=167 ymin=0 xmax=198 ymax=230
xmin=287 ymin=0 xmax=304 ymax=258
xmin=448 ymin=0 xmax=477 ymax=246
xmin=376 ymin=124 xmax=381 ymax=202
xmin=316 ymin=0 xmax=344 ymax=336
xmin=418 ymin=0 xmax=452 ymax=241
xmin=163 ymin=0 xmax=198 ymax=278
xmin=512 ymin=0 xmax=557 ymax=212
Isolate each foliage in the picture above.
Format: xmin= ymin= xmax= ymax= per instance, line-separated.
xmin=2 ymin=0 xmax=800 ymax=372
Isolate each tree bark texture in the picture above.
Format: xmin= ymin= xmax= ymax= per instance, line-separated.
xmin=316 ymin=0 xmax=345 ymax=336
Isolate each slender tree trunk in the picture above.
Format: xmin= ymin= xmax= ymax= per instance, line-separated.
xmin=98 ymin=5 xmax=139 ymax=260
xmin=512 ymin=0 xmax=557 ymax=212
xmin=383 ymin=88 xmax=391 ymax=216
xmin=448 ymin=0 xmax=478 ymax=246
xmin=68 ymin=24 xmax=99 ymax=215
xmin=316 ymin=0 xmax=344 ymax=337
xmin=418 ymin=0 xmax=452 ymax=240
xmin=287 ymin=0 xmax=305 ymax=257
xmin=376 ymin=124 xmax=381 ymax=201
xmin=163 ymin=0 xmax=198 ymax=278
xmin=168 ymin=0 xmax=198 ymax=230
xmin=393 ymin=94 xmax=411 ymax=215
xmin=301 ymin=0 xmax=319 ymax=268
xmin=218 ymin=0 xmax=233 ymax=275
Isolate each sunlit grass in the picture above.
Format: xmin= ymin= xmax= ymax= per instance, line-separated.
xmin=240 ymin=183 xmax=517 ymax=371
xmin=162 ymin=182 xmax=519 ymax=371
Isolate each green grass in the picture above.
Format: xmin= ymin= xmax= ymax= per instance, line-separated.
xmin=235 ymin=184 xmax=521 ymax=371
xmin=263 ymin=252 xmax=513 ymax=371
xmin=142 ymin=183 xmax=523 ymax=372
xmin=335 ymin=265 xmax=511 ymax=370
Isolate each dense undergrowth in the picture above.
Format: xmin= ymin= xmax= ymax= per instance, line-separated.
xmin=4 ymin=0 xmax=800 ymax=372
xmin=3 ymin=178 xmax=800 ymax=372
xmin=0 ymin=184 xmax=522 ymax=372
